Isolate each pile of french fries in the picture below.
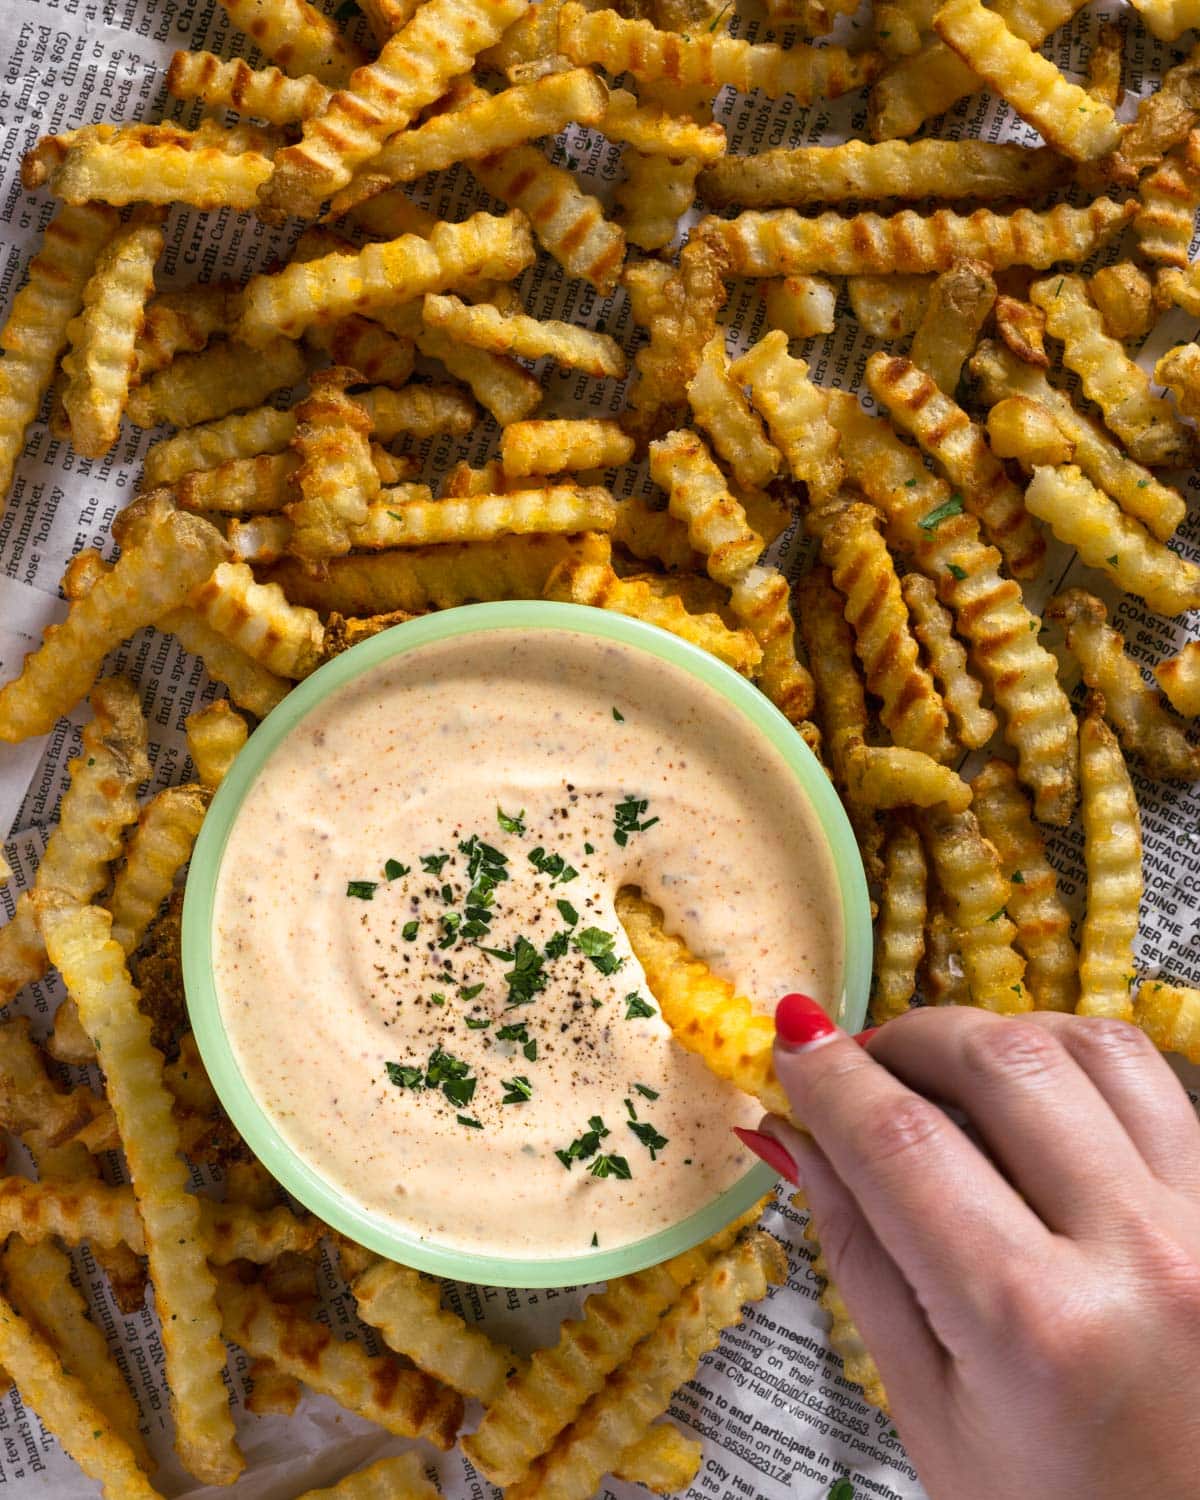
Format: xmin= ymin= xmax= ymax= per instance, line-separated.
xmin=2 ymin=0 xmax=1200 ymax=1490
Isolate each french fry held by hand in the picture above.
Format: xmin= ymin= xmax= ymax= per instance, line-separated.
xmin=1077 ymin=702 xmax=1142 ymax=1021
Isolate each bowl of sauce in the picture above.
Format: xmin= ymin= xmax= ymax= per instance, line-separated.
xmin=184 ymin=601 xmax=871 ymax=1288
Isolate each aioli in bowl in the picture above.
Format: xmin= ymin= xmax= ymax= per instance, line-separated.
xmin=197 ymin=611 xmax=859 ymax=1276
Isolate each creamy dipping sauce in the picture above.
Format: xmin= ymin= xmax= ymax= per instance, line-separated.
xmin=212 ymin=628 xmax=843 ymax=1258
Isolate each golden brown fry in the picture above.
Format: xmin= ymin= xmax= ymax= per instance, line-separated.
xmin=901 ymin=572 xmax=996 ymax=749
xmin=728 ymin=564 xmax=815 ymax=723
xmin=162 ymin=611 xmax=291 ymax=719
xmin=416 ymin=325 xmax=541 ymax=425
xmin=1129 ymin=0 xmax=1200 ymax=42
xmin=366 ymin=486 xmax=616 ymax=546
xmin=731 ymin=331 xmax=842 ymax=506
xmin=1030 ymin=275 xmax=1191 ymax=468
xmin=918 ymin=808 xmax=1031 ymax=1013
xmin=1155 ymin=341 xmax=1200 ymax=422
xmin=866 ymin=352 xmax=1045 ymax=581
xmin=969 ymin=758 xmax=1078 ymax=1013
xmin=37 ymin=899 xmax=242 ymax=1483
xmin=286 ymin=368 xmax=380 ymax=562
xmin=133 ymin=283 xmax=237 ymax=385
xmin=648 ymin=429 xmax=763 ymax=586
xmin=612 ymin=496 xmax=702 ymax=573
xmin=873 ymin=821 xmax=926 ymax=1022
xmin=1135 ymin=981 xmax=1200 ymax=1063
xmin=305 ymin=317 xmax=414 ymax=388
xmin=1077 ymin=705 xmax=1141 ymax=1020
xmin=501 ymin=419 xmax=634 ymax=479
xmin=189 ymin=562 xmax=323 ymax=679
xmin=1154 ymin=643 xmax=1200 ymax=718
xmin=616 ymin=151 xmax=702 ymax=254
xmin=803 ymin=1214 xmax=888 ymax=1411
xmin=144 ymin=405 xmax=296 ymax=486
xmin=106 ymin=785 xmax=209 ymax=954
xmin=993 ymin=294 xmax=1048 ymax=368
xmin=292 ymin=1454 xmax=438 ymax=1500
xmin=1086 ymin=21 xmax=1124 ymax=105
xmin=1105 ymin=41 xmax=1200 ymax=184
xmin=1088 ymin=262 xmax=1154 ymax=343
xmin=422 ymin=293 xmax=625 ymax=377
xmin=50 ymin=141 xmax=275 ymax=209
xmin=215 ymin=0 xmax=366 ymax=84
xmin=686 ymin=336 xmax=781 ymax=493
xmin=126 ymin=336 xmax=306 ymax=429
xmin=602 ymin=87 xmax=726 ymax=162
xmin=969 ymin=340 xmax=1185 ymax=542
xmin=1026 ymin=466 xmax=1200 ymax=618
xmin=819 ymin=502 xmax=954 ymax=762
xmin=179 ymin=452 xmax=299 ymax=517
xmin=1047 ymin=588 xmax=1200 ymax=780
xmin=909 ymin=259 xmax=995 ymax=396
xmin=985 ymin=395 xmax=1074 ymax=468
xmin=355 ymin=384 xmax=477 ymax=441
xmin=846 ymin=274 xmax=930 ymax=339
xmin=797 ymin=566 xmax=872 ymax=791
xmin=612 ymin=1425 xmax=702 ymax=1494
xmin=760 ymin=275 xmax=836 ymax=339
xmin=830 ymin=391 xmax=1078 ymax=824
xmin=922 ymin=898 xmax=968 ymax=1006
xmin=702 ymin=199 xmax=1134 ymax=276
xmin=845 ymin=743 xmax=972 ymax=812
xmin=1135 ymin=133 xmax=1200 ymax=268
xmin=166 ymin=49 xmax=332 ymax=123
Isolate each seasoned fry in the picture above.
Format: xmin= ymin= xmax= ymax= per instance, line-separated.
xmin=1129 ymin=0 xmax=1200 ymax=42
xmin=416 ymin=325 xmax=541 ymax=425
xmin=612 ymin=1426 xmax=702 ymax=1494
xmin=847 ymin=275 xmax=930 ymax=339
xmin=901 ymin=573 xmax=996 ymax=749
xmin=866 ymin=353 xmax=1045 ymax=580
xmin=730 ymin=332 xmax=842 ymax=506
xmin=133 ymin=284 xmax=237 ymax=384
xmin=699 ymin=138 xmax=1065 ymax=208
xmin=422 ymin=294 xmax=625 ymax=377
xmin=1155 ymin=341 xmax=1200 ymax=422
xmin=797 ymin=567 xmax=869 ymax=784
xmin=216 ymin=1276 xmax=462 ymax=1445
xmin=686 ymin=336 xmax=780 ymax=492
xmin=1030 ymin=275 xmax=1191 ymax=468
xmin=617 ymin=889 xmax=790 ymax=1119
xmin=179 ymin=452 xmax=298 ymax=517
xmin=60 ymin=212 xmax=163 ymax=457
xmin=1086 ymin=20 xmax=1124 ymax=105
xmin=819 ymin=502 xmax=954 ymax=762
xmin=830 ymin=392 xmax=1078 ymax=824
xmin=51 ymin=141 xmax=275 ymax=209
xmin=760 ymin=275 xmax=836 ymax=339
xmin=649 ymin=429 xmax=763 ymax=586
xmin=126 ymin=336 xmax=307 ymax=429
xmin=305 ymin=317 xmax=414 ymax=387
xmin=1135 ymin=133 xmax=1200 ymax=268
xmin=1154 ymin=642 xmax=1200 ymax=718
xmin=969 ymin=340 xmax=1185 ymax=542
xmin=934 ymin=0 xmax=1119 ymax=161
xmin=37 ymin=898 xmax=242 ymax=1483
xmin=144 ymin=405 xmax=297 ymax=486
xmin=1105 ymin=42 xmax=1200 ymax=185
xmin=909 ymin=259 xmax=995 ymax=395
xmin=105 ymin=785 xmax=208 ymax=956
xmin=617 ymin=153 xmax=702 ymax=254
xmin=1046 ymin=588 xmax=1200 ymax=780
xmin=1025 ymin=466 xmax=1200 ymax=619
xmin=0 ymin=512 xmax=227 ymax=742
xmin=162 ymin=611 xmax=291 ymax=718
xmin=501 ymin=420 xmax=635 ymax=479
xmin=0 ymin=201 xmax=118 ymax=500
xmin=970 ymin=758 xmax=1078 ymax=1013
xmin=215 ymin=0 xmax=366 ymax=84
xmin=189 ymin=562 xmax=323 ymax=679
xmin=293 ymin=1454 xmax=438 ymax=1500
xmin=1077 ymin=705 xmax=1141 ymax=1020
xmin=728 ymin=564 xmax=815 ymax=723
xmin=286 ymin=368 xmax=380 ymax=562
xmin=922 ymin=899 xmax=968 ymax=1006
xmin=917 ymin=808 xmax=1031 ymax=1013
xmin=601 ymin=88 xmax=726 ymax=162
xmin=612 ymin=496 xmax=702 ymax=573
xmin=803 ymin=1217 xmax=888 ymax=1411
xmin=985 ymin=395 xmax=1074 ymax=468
xmin=166 ymin=50 xmax=332 ymax=123
xmin=1088 ymin=263 xmax=1154 ymax=343
xmin=356 ymin=384 xmax=477 ymax=440
xmin=845 ymin=743 xmax=971 ymax=812
xmin=873 ymin=821 xmax=926 ymax=1023
xmin=365 ymin=486 xmax=616 ymax=546
xmin=625 ymin=238 xmax=728 ymax=437
xmin=702 ymin=199 xmax=1133 ymax=276
xmin=1135 ymin=981 xmax=1200 ymax=1063
xmin=993 ymin=294 xmax=1048 ymax=367
xmin=237 ymin=212 xmax=535 ymax=344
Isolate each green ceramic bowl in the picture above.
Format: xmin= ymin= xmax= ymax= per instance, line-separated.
xmin=184 ymin=601 xmax=871 ymax=1288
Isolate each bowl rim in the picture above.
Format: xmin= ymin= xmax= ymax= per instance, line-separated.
xmin=183 ymin=599 xmax=872 ymax=1288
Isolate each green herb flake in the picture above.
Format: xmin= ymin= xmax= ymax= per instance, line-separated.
xmin=1054 ymin=278 xmax=1064 ymax=296
xmin=1137 ymin=478 xmax=1149 ymax=488
xmin=625 ymin=993 xmax=656 ymax=1020
xmin=903 ymin=477 xmax=917 ymax=488
xmin=385 ymin=1062 xmax=424 ymax=1089
xmin=591 ymin=1232 xmax=599 ymax=1246
xmin=947 ymin=562 xmax=967 ymax=580
xmin=917 ymin=495 xmax=964 ymax=531
xmin=465 ymin=1015 xmax=491 ymax=1029
xmin=628 ymin=1119 xmax=668 ymax=1159
xmin=544 ymin=930 xmax=570 ymax=959
xmin=614 ymin=795 xmax=659 ymax=847
xmin=384 ymin=859 xmax=410 ymax=880
xmin=502 ymin=935 xmax=549 ymax=1007
xmin=556 ymin=1117 xmax=609 ymax=1169
xmin=346 ymin=880 xmax=377 ymax=900
xmin=986 ymin=907 xmax=1006 ymax=923
xmin=828 ymin=1481 xmax=855 ymax=1500
xmin=524 ymin=1038 xmax=538 ymax=1061
xmin=589 ymin=1153 xmax=632 ymax=1179
xmin=402 ymin=919 xmax=419 ymax=941
xmin=707 ymin=0 xmax=731 ymax=26
xmin=557 ymin=898 xmax=580 ymax=926
xmin=501 ymin=1074 xmax=533 ymax=1103
xmin=459 ymin=982 xmax=485 ymax=1000
xmin=1107 ymin=553 xmax=1119 ymax=566
xmin=430 ymin=992 xmax=446 ymax=1006
xmin=420 ymin=852 xmax=450 ymax=875
xmin=497 ymin=806 xmax=526 ymax=835
xmin=634 ymin=1082 xmax=660 ymax=1100
xmin=584 ymin=841 xmax=596 ymax=855
xmin=574 ymin=926 xmax=625 ymax=976
xmin=612 ymin=705 xmax=625 ymax=720
xmin=457 ymin=1114 xmax=483 ymax=1129
xmin=528 ymin=846 xmax=579 ymax=885
xmin=1011 ymin=870 xmax=1025 ymax=884
xmin=387 ymin=510 xmax=405 ymax=523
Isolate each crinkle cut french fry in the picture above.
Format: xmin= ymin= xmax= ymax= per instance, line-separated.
xmin=1129 ymin=0 xmax=1200 ymax=42
xmin=845 ymin=743 xmax=972 ymax=812
xmin=230 ymin=514 xmax=296 ymax=564
xmin=50 ymin=142 xmax=275 ymax=209
xmin=162 ymin=610 xmax=291 ymax=719
xmin=144 ymin=405 xmax=297 ymax=486
xmin=686 ymin=336 xmax=780 ymax=493
xmin=699 ymin=139 xmax=1067 ymax=208
xmin=36 ymin=899 xmax=242 ymax=1484
xmin=133 ymin=283 xmax=238 ymax=385
xmin=969 ymin=758 xmax=1078 ymax=1013
xmin=993 ymin=294 xmax=1048 ymax=368
xmin=1030 ymin=275 xmax=1192 ymax=468
xmin=612 ymin=496 xmax=703 ymax=573
xmin=1104 ymin=42 xmax=1200 ymax=187
xmin=368 ymin=486 xmax=617 ymax=547
xmin=933 ymin=0 xmax=1119 ymax=161
xmin=649 ymin=429 xmax=763 ymax=587
xmin=922 ymin=898 xmax=969 ymax=1006
xmin=917 ymin=808 xmax=1031 ymax=1013
xmin=60 ymin=211 xmax=163 ymax=458
xmin=616 ymin=889 xmax=790 ymax=1118
xmin=1134 ymin=132 xmax=1200 ymax=268
xmin=306 ymin=316 xmax=414 ymax=388
xmin=1088 ymin=263 xmax=1154 ymax=344
xmin=216 ymin=1275 xmax=462 ymax=1445
xmin=318 ymin=609 xmax=424 ymax=664
xmin=625 ymin=238 xmax=727 ymax=436
xmin=501 ymin=419 xmax=635 ymax=479
xmin=1077 ymin=705 xmax=1141 ymax=1019
xmin=830 ymin=391 xmax=1079 ymax=825
xmin=107 ymin=785 xmax=209 ymax=954
xmin=416 ymin=326 xmax=541 ymax=426
xmin=261 ymin=0 xmax=529 ymax=218
xmin=727 ymin=565 xmax=815 ymax=722
xmin=969 ymin=340 xmax=1185 ymax=543
xmin=797 ymin=567 xmax=868 ymax=781
xmin=909 ymin=259 xmax=995 ymax=397
xmin=761 ymin=275 xmax=836 ymax=338
xmin=189 ymin=562 xmax=323 ymax=679
xmin=901 ymin=573 xmax=996 ymax=749
xmin=126 ymin=336 xmax=307 ymax=430
xmin=866 ymin=353 xmax=1045 ymax=581
xmin=1135 ymin=981 xmax=1200 ymax=1063
xmin=702 ymin=198 xmax=1134 ymax=278
xmin=819 ymin=503 xmax=954 ymax=763
xmin=263 ymin=534 xmax=575 ymax=614
xmin=21 ymin=121 xmax=265 ymax=189
xmin=215 ymin=0 xmax=366 ymax=84
xmin=801 ymin=1212 xmax=889 ymax=1411
xmin=1026 ymin=465 xmax=1200 ymax=619
xmin=166 ymin=50 xmax=332 ymax=124
xmin=730 ymin=331 xmax=842 ymax=506
xmin=847 ymin=275 xmax=931 ymax=339
xmin=0 ymin=1288 xmax=159 ymax=1500
xmin=612 ymin=1424 xmax=702 ymax=1494
xmin=558 ymin=4 xmax=881 ymax=99
xmin=601 ymin=88 xmax=726 ymax=161
xmin=286 ymin=368 xmax=380 ymax=562
xmin=422 ymin=294 xmax=626 ymax=378
xmin=292 ymin=1453 xmax=438 ymax=1500
xmin=1086 ymin=20 xmax=1124 ymax=105
xmin=616 ymin=152 xmax=702 ymax=254
xmin=1154 ymin=642 xmax=1200 ymax=718
xmin=352 ymin=1260 xmax=515 ymax=1402
xmin=506 ymin=1232 xmax=787 ymax=1500
xmin=985 ymin=395 xmax=1074 ymax=468
xmin=1046 ymin=588 xmax=1200 ymax=780
xmin=180 ymin=452 xmax=299 ymax=517
xmin=873 ymin=821 xmax=926 ymax=1023
xmin=868 ymin=0 xmax=1088 ymax=140
xmin=0 ymin=200 xmax=118 ymax=501
xmin=238 ymin=212 xmax=535 ymax=345
xmin=0 ymin=512 xmax=227 ymax=743
xmin=1155 ymin=341 xmax=1200 ymax=422
xmin=330 ymin=70 xmax=607 ymax=212
xmin=355 ymin=384 xmax=477 ymax=441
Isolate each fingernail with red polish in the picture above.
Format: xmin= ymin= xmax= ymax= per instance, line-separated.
xmin=733 ymin=1127 xmax=800 ymax=1185
xmin=855 ymin=1026 xmax=880 ymax=1048
xmin=775 ymin=992 xmax=838 ymax=1051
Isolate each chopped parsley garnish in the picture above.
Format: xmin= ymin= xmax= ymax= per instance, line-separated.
xmin=918 ymin=496 xmax=964 ymax=531
xmin=438 ymin=913 xmax=461 ymax=948
xmin=402 ymin=919 xmax=420 ymax=941
xmin=589 ymin=1153 xmax=632 ymax=1179
xmin=1011 ymin=870 xmax=1025 ymax=884
xmin=501 ymin=1075 xmax=533 ymax=1103
xmin=421 ymin=852 xmax=450 ymax=875
xmin=497 ymin=806 xmax=526 ymax=835
xmin=613 ymin=795 xmax=659 ymax=846
xmin=612 ymin=705 xmax=625 ymax=721
xmin=430 ymin=992 xmax=446 ymax=1006
xmin=528 ymin=846 xmax=579 ymax=885
xmin=385 ymin=1062 xmax=424 ymax=1089
xmin=625 ymin=993 xmax=656 ymax=1020
xmin=591 ymin=1232 xmax=599 ymax=1246
xmin=634 ymin=1082 xmax=660 ymax=1100
xmin=903 ymin=477 xmax=918 ymax=488
xmin=465 ymin=1015 xmax=491 ymax=1029
xmin=556 ymin=898 xmax=579 ymax=926
xmin=457 ymin=1114 xmax=483 ymax=1129
xmin=625 ymin=1097 xmax=638 ymax=1119
xmin=987 ymin=907 xmax=1006 ymax=923
xmin=628 ymin=1120 xmax=668 ymax=1159
xmin=1107 ymin=553 xmax=1119 ymax=567
xmin=557 ymin=1115 xmax=609 ymax=1168
xmin=346 ymin=880 xmax=377 ymax=899
xmin=384 ymin=859 xmax=410 ymax=880
xmin=544 ymin=930 xmax=570 ymax=959
xmin=947 ymin=563 xmax=968 ymax=580
xmin=707 ymin=0 xmax=732 ymax=26
xmin=497 ymin=1019 xmax=539 ymax=1062
xmin=423 ymin=1047 xmax=477 ymax=1109
xmin=500 ymin=935 xmax=548 ymax=1007
xmin=459 ymin=982 xmax=485 ymax=1000
xmin=574 ymin=926 xmax=625 ymax=976
xmin=584 ymin=841 xmax=595 ymax=855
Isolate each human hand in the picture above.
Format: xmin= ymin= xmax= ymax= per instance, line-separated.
xmin=737 ymin=996 xmax=1200 ymax=1500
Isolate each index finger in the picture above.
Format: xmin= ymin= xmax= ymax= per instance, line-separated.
xmin=765 ymin=993 xmax=1051 ymax=1347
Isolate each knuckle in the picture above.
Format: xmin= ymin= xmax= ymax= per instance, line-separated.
xmin=857 ymin=1094 xmax=947 ymax=1167
xmin=960 ymin=1017 xmax=1066 ymax=1087
xmin=1070 ymin=1015 xmax=1157 ymax=1068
